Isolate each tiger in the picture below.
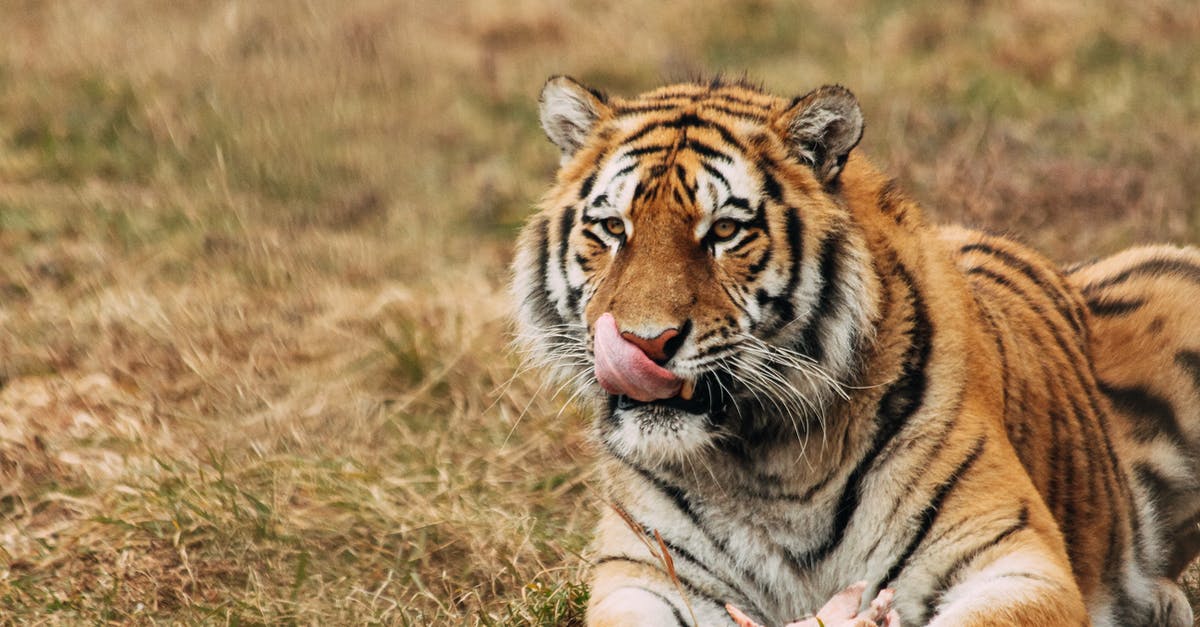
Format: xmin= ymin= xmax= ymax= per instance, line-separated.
xmin=510 ymin=76 xmax=1200 ymax=626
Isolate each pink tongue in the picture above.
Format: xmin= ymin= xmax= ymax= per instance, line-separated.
xmin=593 ymin=312 xmax=683 ymax=402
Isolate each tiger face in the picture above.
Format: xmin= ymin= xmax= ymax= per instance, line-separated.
xmin=513 ymin=77 xmax=878 ymax=465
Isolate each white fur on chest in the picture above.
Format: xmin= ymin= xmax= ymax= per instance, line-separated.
xmin=610 ymin=452 xmax=915 ymax=624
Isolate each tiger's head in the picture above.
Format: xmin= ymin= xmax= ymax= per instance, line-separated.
xmin=512 ymin=77 xmax=880 ymax=466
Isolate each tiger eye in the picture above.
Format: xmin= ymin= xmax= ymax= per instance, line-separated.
xmin=602 ymin=217 xmax=626 ymax=237
xmin=711 ymin=218 xmax=739 ymax=241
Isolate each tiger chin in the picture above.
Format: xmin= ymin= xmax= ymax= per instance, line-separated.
xmin=511 ymin=76 xmax=1200 ymax=626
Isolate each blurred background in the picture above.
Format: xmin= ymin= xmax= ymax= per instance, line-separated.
xmin=1 ymin=1 xmax=1197 ymax=623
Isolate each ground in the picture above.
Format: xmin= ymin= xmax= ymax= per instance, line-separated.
xmin=0 ymin=1 xmax=1198 ymax=624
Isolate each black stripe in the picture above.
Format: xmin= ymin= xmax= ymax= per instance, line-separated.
xmin=864 ymin=262 xmax=940 ymax=480
xmin=673 ymin=164 xmax=696 ymax=205
xmin=685 ymin=139 xmax=734 ymax=164
xmin=746 ymin=199 xmax=769 ymax=231
xmin=1084 ymin=257 xmax=1200 ymax=292
xmin=732 ymin=202 xmax=772 ymax=281
xmin=743 ymin=225 xmax=773 ymax=281
xmin=734 ymin=465 xmax=844 ymax=504
xmin=970 ymin=268 xmax=1131 ymax=579
xmin=579 ymin=172 xmax=598 ymax=200
xmin=692 ymin=344 xmax=738 ymax=364
xmin=700 ymin=161 xmax=731 ymax=192
xmin=593 ymin=556 xmax=728 ymax=619
xmin=882 ymin=437 xmax=987 ymax=587
xmin=787 ymin=260 xmax=932 ymax=568
xmin=1132 ymin=462 xmax=1173 ymax=506
xmin=965 ymin=268 xmax=1079 ymax=360
xmin=566 ymin=286 xmax=583 ymax=317
xmin=872 ymin=262 xmax=933 ymax=437
xmin=699 ymin=102 xmax=768 ymax=121
xmin=1049 ymin=406 xmax=1079 ymax=562
xmin=1085 ymin=296 xmax=1146 ymax=317
xmin=919 ymin=503 xmax=1030 ymax=622
xmin=622 ymin=143 xmax=674 ymax=158
xmin=1175 ymin=350 xmax=1200 ymax=395
xmin=620 ymin=585 xmax=688 ymax=626
xmin=580 ymin=228 xmax=606 ymax=248
xmin=697 ymin=118 xmax=747 ymax=153
xmin=1098 ymin=381 xmax=1184 ymax=445
xmin=880 ymin=418 xmax=958 ymax=523
xmin=720 ymin=282 xmax=752 ymax=320
xmin=877 ymin=178 xmax=905 ymax=222
xmin=1071 ymin=388 xmax=1130 ymax=585
xmin=1168 ymin=520 xmax=1200 ymax=578
xmin=725 ymin=195 xmax=751 ymax=210
xmin=960 ymin=242 xmax=1084 ymax=335
xmin=978 ymin=306 xmax=1010 ymax=422
xmin=633 ymin=179 xmax=650 ymax=202
xmin=757 ymin=160 xmax=784 ymax=203
xmin=776 ymin=208 xmax=806 ymax=323
xmin=613 ymin=162 xmax=639 ymax=180
xmin=1041 ymin=371 xmax=1066 ymax=523
xmin=642 ymin=589 xmax=688 ymax=627
xmin=615 ymin=464 xmax=776 ymax=607
xmin=1036 ymin=351 xmax=1090 ymax=552
xmin=1111 ymin=587 xmax=1142 ymax=627
xmin=795 ymin=228 xmax=845 ymax=362
xmin=558 ymin=206 xmax=577 ymax=301
xmin=526 ymin=217 xmax=565 ymax=329
xmin=1062 ymin=258 xmax=1099 ymax=275
xmin=1052 ymin=387 xmax=1095 ymax=526
xmin=709 ymin=90 xmax=771 ymax=109
xmin=723 ymin=231 xmax=762 ymax=256
xmin=1016 ymin=269 xmax=1134 ymax=582
xmin=620 ymin=113 xmax=747 ymax=153
xmin=615 ymin=103 xmax=689 ymax=115
xmin=994 ymin=572 xmax=1064 ymax=586
xmin=623 ymin=94 xmax=762 ymax=119
xmin=639 ymin=90 xmax=702 ymax=102
xmin=534 ymin=217 xmax=550 ymax=292
xmin=574 ymin=252 xmax=593 ymax=273
xmin=641 ymin=91 xmax=701 ymax=103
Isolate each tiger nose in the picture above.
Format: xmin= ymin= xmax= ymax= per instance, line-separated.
xmin=620 ymin=324 xmax=687 ymax=365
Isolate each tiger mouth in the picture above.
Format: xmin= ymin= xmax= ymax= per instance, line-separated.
xmin=607 ymin=373 xmax=728 ymax=416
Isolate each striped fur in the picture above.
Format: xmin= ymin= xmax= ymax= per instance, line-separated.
xmin=512 ymin=77 xmax=1198 ymax=626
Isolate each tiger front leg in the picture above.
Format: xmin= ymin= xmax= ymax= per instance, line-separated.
xmin=924 ymin=548 xmax=1088 ymax=626
xmin=727 ymin=582 xmax=900 ymax=627
xmin=589 ymin=585 xmax=694 ymax=627
xmin=588 ymin=558 xmax=734 ymax=626
xmin=586 ymin=509 xmax=748 ymax=626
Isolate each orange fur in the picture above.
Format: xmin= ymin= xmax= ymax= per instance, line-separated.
xmin=514 ymin=78 xmax=1196 ymax=626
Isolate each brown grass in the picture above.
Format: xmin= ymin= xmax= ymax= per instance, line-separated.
xmin=0 ymin=1 xmax=1197 ymax=624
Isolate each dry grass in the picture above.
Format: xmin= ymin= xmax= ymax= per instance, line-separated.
xmin=0 ymin=1 xmax=1197 ymax=624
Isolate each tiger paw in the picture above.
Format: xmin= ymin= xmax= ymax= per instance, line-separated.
xmin=726 ymin=582 xmax=900 ymax=627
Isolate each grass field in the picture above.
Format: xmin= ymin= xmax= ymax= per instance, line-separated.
xmin=1 ymin=1 xmax=1198 ymax=624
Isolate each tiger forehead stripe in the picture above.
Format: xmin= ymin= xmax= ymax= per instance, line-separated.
xmin=579 ymin=129 xmax=760 ymax=225
xmin=618 ymin=112 xmax=751 ymax=152
xmin=613 ymin=100 xmax=769 ymax=122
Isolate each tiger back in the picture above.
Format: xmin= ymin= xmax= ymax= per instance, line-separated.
xmin=512 ymin=76 xmax=1199 ymax=626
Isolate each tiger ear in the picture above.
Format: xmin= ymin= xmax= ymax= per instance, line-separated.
xmin=539 ymin=75 xmax=610 ymax=161
xmin=776 ymin=85 xmax=864 ymax=186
